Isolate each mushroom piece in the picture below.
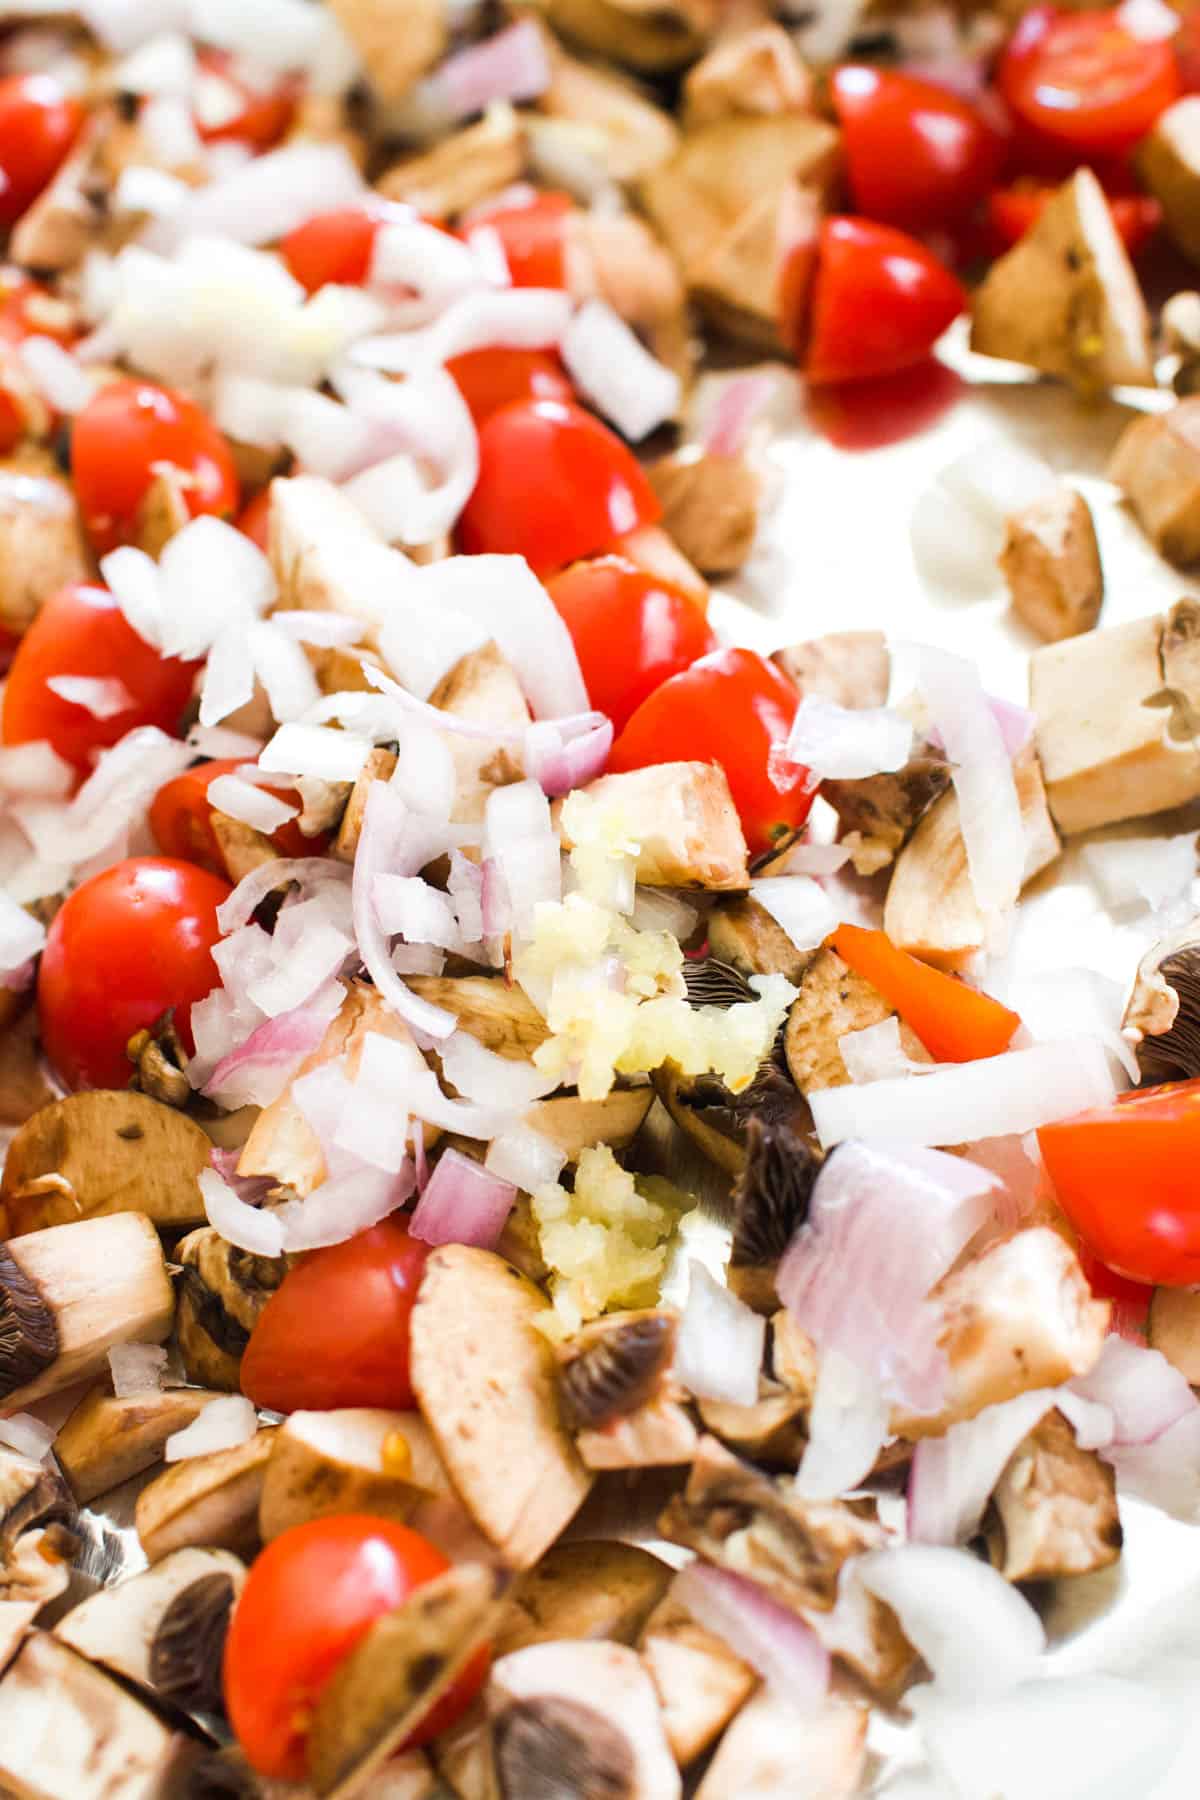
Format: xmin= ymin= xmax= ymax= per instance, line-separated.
xmin=557 ymin=1309 xmax=678 ymax=1433
xmin=970 ymin=167 xmax=1155 ymax=393
xmin=984 ymin=1408 xmax=1121 ymax=1583
xmin=521 ymin=1088 xmax=654 ymax=1162
xmin=54 ymin=1382 xmax=224 ymax=1507
xmin=824 ymin=758 xmax=953 ymax=880
xmin=9 ymin=109 xmax=115 ymax=271
xmin=1109 ymin=400 xmax=1200 ymax=566
xmin=999 ymin=484 xmax=1105 ymax=645
xmin=174 ymin=1227 xmax=289 ymax=1393
xmin=268 ymin=474 xmax=406 ymax=646
xmin=559 ymin=763 xmax=750 ymax=889
xmin=134 ymin=1429 xmax=276 ymax=1564
xmin=487 ymin=1639 xmax=681 ymax=1800
xmin=1137 ymin=96 xmax=1200 ymax=266
xmin=727 ymin=1115 xmax=820 ymax=1315
xmin=645 ymin=447 xmax=764 ymax=577
xmin=405 ymin=978 xmax=550 ymax=1060
xmin=683 ymin=23 xmax=813 ymax=127
xmin=784 ymin=946 xmax=929 ymax=1089
xmin=53 ymin=1547 xmax=246 ymax=1714
xmin=209 ymin=813 xmax=280 ymax=884
xmin=532 ymin=21 xmax=679 ymax=182
xmin=376 ymin=106 xmax=526 ymax=216
xmin=427 ymin=641 xmax=530 ymax=832
xmin=258 ymin=1408 xmax=451 ymax=1542
xmin=0 ymin=447 xmax=92 ymax=638
xmin=772 ymin=630 xmax=891 ymax=711
xmin=409 ymin=1246 xmax=593 ymax=1569
xmin=0 ymin=1527 xmax=73 ymax=1670
xmin=0 ymin=1000 xmax=55 ymax=1134
xmin=705 ymin=901 xmax=812 ymax=984
xmin=327 ymin=0 xmax=446 ymax=101
xmin=1121 ymin=911 xmax=1200 ymax=1082
xmin=1148 ymin=1286 xmax=1200 ymax=1381
xmin=132 ymin=468 xmax=191 ymax=558
xmin=0 ymin=1212 xmax=173 ymax=1412
xmin=577 ymin=1392 xmax=700 ymax=1472
xmin=638 ymin=1594 xmax=756 ymax=1767
xmin=695 ymin=1690 xmax=868 ymax=1800
xmin=307 ymin=1563 xmax=512 ymax=1799
xmin=538 ymin=0 xmax=717 ymax=71
xmin=0 ymin=1090 xmax=212 ymax=1238
xmin=497 ymin=1541 xmax=674 ymax=1658
xmin=0 ymin=1444 xmax=73 ymax=1552
xmin=332 ymin=747 xmax=397 ymax=863
xmin=696 ymin=1385 xmax=807 ymax=1468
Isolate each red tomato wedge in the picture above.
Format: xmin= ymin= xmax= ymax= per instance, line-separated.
xmin=831 ymin=65 xmax=1005 ymax=230
xmin=0 ymin=73 xmax=84 ymax=227
xmin=150 ymin=758 xmax=326 ymax=875
xmin=988 ymin=182 xmax=1161 ymax=254
xmin=71 ymin=379 xmax=240 ymax=555
xmin=193 ymin=49 xmax=296 ymax=151
xmin=447 ymin=345 xmax=574 ymax=429
xmin=801 ymin=218 xmax=967 ymax=385
xmin=831 ymin=923 xmax=1021 ymax=1062
xmin=281 ymin=198 xmax=420 ymax=294
xmin=998 ymin=6 xmax=1181 ymax=162
xmin=461 ymin=190 xmax=573 ymax=289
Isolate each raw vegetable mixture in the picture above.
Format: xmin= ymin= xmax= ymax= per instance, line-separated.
xmin=1 ymin=1 xmax=1200 ymax=1797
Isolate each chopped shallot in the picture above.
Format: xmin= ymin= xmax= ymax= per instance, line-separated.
xmin=108 ymin=1343 xmax=169 ymax=1399
xmin=165 ymin=1393 xmax=258 ymax=1462
xmin=673 ymin=1563 xmax=831 ymax=1707
xmin=1070 ymin=1335 xmax=1197 ymax=1448
xmin=778 ymin=695 xmax=913 ymax=782
xmin=795 ymin=1347 xmax=890 ymax=1498
xmin=409 ymin=1148 xmax=518 ymax=1249
xmin=199 ymin=1166 xmax=285 ymax=1258
xmin=484 ymin=1126 xmax=566 ymax=1192
xmin=0 ymin=1414 xmax=55 ymax=1461
xmin=673 ymin=1260 xmax=765 ymax=1406
xmin=562 ymin=301 xmax=681 ymax=443
xmin=440 ymin=1031 xmax=559 ymax=1108
xmin=750 ymin=876 xmax=838 ymax=952
xmin=434 ymin=19 xmax=551 ymax=119
xmin=352 ymin=784 xmax=459 ymax=1042
xmin=907 ymin=1390 xmax=1059 ymax=1545
xmin=206 ymin=774 xmax=298 ymax=835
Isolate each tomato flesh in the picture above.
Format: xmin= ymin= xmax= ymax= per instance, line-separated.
xmin=801 ymin=218 xmax=967 ymax=385
xmin=71 ymin=380 xmax=240 ymax=555
xmin=462 ymin=191 xmax=572 ymax=289
xmin=241 ymin=1218 xmax=430 ymax=1414
xmin=281 ymin=199 xmax=419 ymax=294
xmin=0 ymin=74 xmax=84 ymax=226
xmin=998 ymin=6 xmax=1181 ymax=162
xmin=831 ymin=65 xmax=1005 ymax=230
xmin=37 ymin=857 xmax=230 ymax=1091
xmin=150 ymin=758 xmax=325 ymax=874
xmin=447 ymin=346 xmax=574 ymax=429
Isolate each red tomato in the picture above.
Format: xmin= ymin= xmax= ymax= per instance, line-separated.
xmin=1075 ymin=1241 xmax=1153 ymax=1335
xmin=831 ymin=65 xmax=1005 ymax=230
xmin=236 ymin=486 xmax=272 ymax=553
xmin=193 ymin=50 xmax=296 ymax=151
xmin=805 ymin=357 xmax=964 ymax=452
xmin=150 ymin=758 xmax=327 ymax=874
xmin=37 ymin=857 xmax=230 ymax=1090
xmin=1176 ymin=10 xmax=1200 ymax=91
xmin=0 ymin=74 xmax=84 ymax=227
xmin=998 ymin=6 xmax=1180 ymax=162
xmin=71 ymin=379 xmax=240 ymax=554
xmin=241 ymin=1218 xmax=429 ymax=1414
xmin=547 ymin=556 xmax=717 ymax=732
xmin=0 ymin=273 xmax=77 ymax=347
xmin=608 ymin=646 xmax=811 ymax=855
xmin=224 ymin=1515 xmax=488 ymax=1781
xmin=458 ymin=399 xmax=661 ymax=576
xmin=1038 ymin=1078 xmax=1200 ymax=1285
xmin=987 ymin=182 xmax=1161 ymax=254
xmin=462 ymin=191 xmax=572 ymax=289
xmin=447 ymin=346 xmax=574 ymax=429
xmin=2 ymin=583 xmax=199 ymax=777
xmin=831 ymin=924 xmax=1021 ymax=1062
xmin=281 ymin=198 xmax=419 ymax=294
xmin=800 ymin=217 xmax=967 ymax=385
xmin=0 ymin=383 xmax=25 ymax=457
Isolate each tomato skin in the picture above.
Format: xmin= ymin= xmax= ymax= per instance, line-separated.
xmin=462 ymin=191 xmax=572 ymax=289
xmin=447 ymin=346 xmax=574 ymax=430
xmin=224 ymin=1515 xmax=487 ymax=1782
xmin=998 ymin=6 xmax=1181 ymax=162
xmin=194 ymin=50 xmax=296 ymax=151
xmin=1038 ymin=1078 xmax=1200 ymax=1285
xmin=281 ymin=198 xmax=418 ymax=294
xmin=0 ymin=74 xmax=84 ymax=226
xmin=241 ymin=1219 xmax=430 ymax=1414
xmin=547 ymin=556 xmax=717 ymax=733
xmin=150 ymin=758 xmax=326 ymax=874
xmin=236 ymin=486 xmax=272 ymax=553
xmin=2 ymin=584 xmax=199 ymax=777
xmin=71 ymin=380 xmax=240 ymax=555
xmin=831 ymin=924 xmax=1021 ymax=1062
xmin=831 ymin=65 xmax=1005 ymax=230
xmin=458 ymin=399 xmax=662 ymax=576
xmin=987 ymin=182 xmax=1161 ymax=254
xmin=608 ymin=646 xmax=811 ymax=855
xmin=802 ymin=218 xmax=966 ymax=385
xmin=37 ymin=857 xmax=230 ymax=1091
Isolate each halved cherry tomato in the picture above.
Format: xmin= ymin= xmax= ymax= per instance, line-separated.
xmin=799 ymin=218 xmax=967 ymax=385
xmin=37 ymin=856 xmax=230 ymax=1090
xmin=831 ymin=924 xmax=1021 ymax=1062
xmin=609 ymin=646 xmax=811 ymax=855
xmin=988 ymin=182 xmax=1161 ymax=254
xmin=236 ymin=486 xmax=272 ymax=553
xmin=458 ymin=399 xmax=661 ymax=576
xmin=461 ymin=190 xmax=573 ymax=289
xmin=150 ymin=758 xmax=327 ymax=874
xmin=2 ymin=583 xmax=199 ymax=777
xmin=1038 ymin=1077 xmax=1200 ymax=1285
xmin=241 ymin=1218 xmax=430 ymax=1414
xmin=998 ymin=6 xmax=1181 ymax=163
xmin=281 ymin=197 xmax=419 ymax=294
xmin=193 ymin=49 xmax=296 ymax=152
xmin=447 ymin=346 xmax=574 ymax=429
xmin=831 ymin=66 xmax=1005 ymax=230
xmin=224 ymin=1515 xmax=488 ymax=1782
xmin=1076 ymin=1240 xmax=1153 ymax=1336
xmin=0 ymin=74 xmax=85 ymax=227
xmin=71 ymin=379 xmax=240 ymax=554
xmin=547 ymin=556 xmax=716 ymax=733
xmin=0 ymin=384 xmax=26 ymax=457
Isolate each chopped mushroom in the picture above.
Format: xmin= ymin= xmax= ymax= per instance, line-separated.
xmin=984 ymin=1408 xmax=1121 ymax=1583
xmin=537 ymin=0 xmax=717 ymax=71
xmin=695 ymin=1690 xmax=868 ymax=1800
xmin=0 ymin=1001 xmax=55 ymax=1133
xmin=257 ymin=1407 xmax=446 ymax=1541
xmin=970 ymin=167 xmax=1155 ymax=393
xmin=822 ymin=735 xmax=952 ymax=879
xmin=576 ymin=1390 xmax=700 ymax=1471
xmin=1000 ymin=484 xmax=1105 ymax=644
xmin=645 ymin=446 xmax=764 ymax=577
xmin=327 ymin=0 xmax=446 ymax=100
xmin=0 ymin=447 xmax=92 ymax=637
xmin=1137 ymin=96 xmax=1200 ymax=266
xmin=407 ymin=977 xmax=550 ymax=1060
xmin=696 ymin=1384 xmax=807 ymax=1468
xmin=638 ymin=1593 xmax=756 ymax=1767
xmin=9 ymin=109 xmax=114 ymax=271
xmin=533 ymin=21 xmax=680 ymax=182
xmin=131 ymin=468 xmax=190 ymax=559
xmin=1121 ymin=910 xmax=1200 ymax=1082
xmin=427 ymin=641 xmax=529 ymax=830
xmin=332 ymin=747 xmax=398 ymax=864
xmin=783 ymin=946 xmax=929 ymax=1091
xmin=522 ymin=1089 xmax=655 ymax=1161
xmin=209 ymin=813 xmax=280 ymax=885
xmin=772 ymin=630 xmax=891 ymax=711
xmin=1109 ymin=399 xmax=1200 ymax=566
xmin=566 ymin=211 xmax=691 ymax=378
xmin=727 ymin=1115 xmax=820 ymax=1314
xmin=268 ymin=474 xmax=400 ymax=646
xmin=683 ymin=23 xmax=813 ymax=127
xmin=54 ymin=1382 xmax=223 ymax=1507
xmin=557 ymin=1308 xmax=678 ymax=1432
xmin=174 ymin=1227 xmax=288 ymax=1393
xmin=706 ymin=899 xmax=812 ymax=983
xmin=134 ymin=1430 xmax=276 ymax=1564
xmin=376 ymin=106 xmax=527 ymax=216
xmin=1147 ymin=1286 xmax=1200 ymax=1381
xmin=497 ymin=1541 xmax=674 ymax=1658
xmin=0 ymin=1445 xmax=73 ymax=1552
xmin=562 ymin=763 xmax=750 ymax=890
xmin=0 ymin=1527 xmax=73 ymax=1670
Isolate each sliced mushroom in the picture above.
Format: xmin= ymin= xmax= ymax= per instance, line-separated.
xmin=999 ymin=483 xmax=1104 ymax=645
xmin=1148 ymin=1286 xmax=1200 ymax=1381
xmin=883 ymin=741 xmax=1061 ymax=966
xmin=0 ymin=447 xmax=92 ymax=637
xmin=557 ymin=1309 xmax=678 ymax=1433
xmin=406 ymin=978 xmax=550 ymax=1062
xmin=1137 ymin=96 xmax=1200 ymax=265
xmin=706 ymin=898 xmax=812 ymax=983
xmin=696 ymin=1385 xmax=807 ymax=1468
xmin=970 ymin=167 xmax=1154 ymax=393
xmin=308 ymin=1563 xmax=512 ymax=1799
xmin=784 ymin=946 xmax=927 ymax=1089
xmin=534 ymin=22 xmax=679 ymax=181
xmin=0 ymin=1445 xmax=72 ymax=1553
xmin=577 ymin=1391 xmax=700 ymax=1471
xmin=638 ymin=1594 xmax=756 ymax=1767
xmin=772 ymin=630 xmax=890 ymax=711
xmin=487 ymin=1640 xmax=681 ymax=1800
xmin=498 ymin=1541 xmax=673 ymax=1659
xmin=134 ymin=1429 xmax=276 ymax=1564
xmin=330 ymin=748 xmax=397 ymax=865
xmin=0 ymin=999 xmax=55 ymax=1133
xmin=327 ymin=0 xmax=445 ymax=100
xmin=429 ymin=642 xmax=530 ymax=831
xmin=769 ymin=1308 xmax=819 ymax=1406
xmin=561 ymin=763 xmax=749 ymax=889
xmin=175 ymin=1227 xmax=288 ymax=1392
xmin=409 ymin=1246 xmax=592 ymax=1569
xmin=0 ymin=1527 xmax=73 ymax=1671
xmin=984 ymin=1408 xmax=1121 ymax=1583
xmin=54 ymin=1382 xmax=223 ymax=1507
xmin=132 ymin=467 xmax=190 ymax=558
xmin=1121 ymin=911 xmax=1200 ymax=1081
xmin=376 ymin=106 xmax=526 ymax=216
xmin=727 ymin=1116 xmax=820 ymax=1315
xmin=683 ymin=23 xmax=813 ymax=127
xmin=695 ymin=1690 xmax=868 ymax=1800
xmin=1110 ymin=401 xmax=1200 ymax=566
xmin=258 ymin=1408 xmax=450 ymax=1541
xmin=0 ymin=1212 xmax=173 ymax=1411
xmin=540 ymin=0 xmax=716 ymax=70
xmin=823 ymin=743 xmax=952 ymax=877
xmin=522 ymin=1088 xmax=654 ymax=1160
xmin=0 ymin=1090 xmax=212 ymax=1237
xmin=9 ymin=109 xmax=114 ymax=271
xmin=209 ymin=813 xmax=280 ymax=884
xmin=645 ymin=447 xmax=764 ymax=578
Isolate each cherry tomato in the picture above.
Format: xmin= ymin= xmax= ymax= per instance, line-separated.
xmin=462 ymin=191 xmax=573 ymax=289
xmin=800 ymin=217 xmax=967 ymax=385
xmin=241 ymin=1218 xmax=430 ymax=1414
xmin=0 ymin=272 xmax=77 ymax=347
xmin=987 ymin=181 xmax=1161 ymax=254
xmin=831 ymin=65 xmax=1005 ymax=230
xmin=224 ymin=1515 xmax=488 ymax=1782
xmin=0 ymin=383 xmax=25 ymax=456
xmin=2 ymin=583 xmax=199 ymax=777
xmin=547 ymin=556 xmax=716 ymax=733
xmin=609 ymin=646 xmax=811 ymax=855
xmin=831 ymin=924 xmax=1021 ymax=1062
xmin=150 ymin=758 xmax=327 ymax=874
xmin=71 ymin=379 xmax=240 ymax=554
xmin=998 ymin=6 xmax=1181 ymax=163
xmin=281 ymin=198 xmax=419 ymax=295
xmin=37 ymin=857 xmax=230 ymax=1090
xmin=1038 ymin=1078 xmax=1200 ymax=1285
xmin=447 ymin=346 xmax=574 ymax=429
xmin=193 ymin=49 xmax=296 ymax=152
xmin=0 ymin=74 xmax=85 ymax=227
xmin=458 ymin=399 xmax=661 ymax=576
xmin=236 ymin=486 xmax=272 ymax=553
xmin=1075 ymin=1240 xmax=1153 ymax=1336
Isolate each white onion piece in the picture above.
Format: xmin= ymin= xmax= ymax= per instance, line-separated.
xmin=409 ymin=1148 xmax=518 ymax=1249
xmin=101 ymin=545 xmax=167 ymax=650
xmin=484 ymin=780 xmax=561 ymax=938
xmin=108 ymin=1343 xmax=168 ymax=1399
xmin=0 ymin=1413 xmax=55 ymax=1460
xmin=0 ymin=893 xmax=46 ymax=977
xmin=856 ymin=1546 xmax=1045 ymax=1697
xmin=809 ymin=1036 xmax=1117 ymax=1149
xmin=704 ymin=372 xmax=776 ymax=457
xmin=440 ymin=1031 xmax=559 ymax=1108
xmin=795 ymin=1348 xmax=890 ymax=1498
xmin=183 ymin=0 xmax=360 ymax=90
xmin=157 ymin=516 xmax=276 ymax=661
xmin=277 ymin=1162 xmax=415 ymax=1252
xmin=368 ymin=217 xmax=492 ymax=326
xmin=114 ymin=29 xmax=195 ymax=94
xmin=912 ymin=444 xmax=1056 ymax=599
xmin=166 ymin=1394 xmax=258 ymax=1462
xmin=673 ymin=1563 xmax=831 ymax=1706
xmin=373 ymin=874 xmax=461 ymax=951
xmin=78 ymin=0 xmax=187 ymax=55
xmin=17 ymin=335 xmax=92 ymax=413
xmin=217 ymin=855 xmax=351 ymax=934
xmin=198 ymin=624 xmax=255 ymax=728
xmin=139 ymin=92 xmax=202 ymax=165
xmin=13 ymin=726 xmax=193 ymax=874
xmin=332 ymin=1078 xmax=411 ymax=1175
xmin=0 ymin=742 xmax=74 ymax=801
xmin=377 ymin=604 xmax=488 ymax=703
xmin=353 ymin=783 xmax=459 ymax=1042
xmin=248 ymin=622 xmax=322 ymax=724
xmin=839 ymin=1016 xmax=929 ymax=1084
xmin=200 ymin=1165 xmax=284 ymax=1256
xmin=259 ymin=724 xmax=373 ymax=783
xmin=485 ymin=1126 xmax=566 ymax=1192
xmin=205 ymin=774 xmax=297 ymax=834
xmin=352 ymin=288 xmax=572 ymax=374
xmin=357 ymin=1029 xmax=514 ymax=1139
xmin=388 ymin=719 xmax=458 ymax=825
xmin=1081 ymin=830 xmax=1197 ymax=914
xmin=750 ymin=876 xmax=838 ymax=952
xmin=165 ymin=143 xmax=363 ymax=246
xmin=247 ymin=919 xmax=354 ymax=1020
xmin=778 ymin=695 xmax=913 ymax=782
xmin=907 ymin=1390 xmax=1058 ymax=1545
xmin=1054 ymin=1388 xmax=1115 ymax=1452
xmin=630 ymin=887 xmax=700 ymax=941
xmin=562 ymin=301 xmax=681 ymax=442
xmin=1070 ymin=1335 xmax=1197 ymax=1447
xmin=417 ymin=554 xmax=586 ymax=719
xmin=1001 ymin=966 xmax=1139 ymax=1084
xmin=673 ymin=1261 xmax=765 ymax=1406
xmin=337 ymin=366 xmax=479 ymax=546
xmin=448 ymin=850 xmax=486 ymax=947
xmin=270 ymin=611 xmax=363 ymax=649
xmin=114 ymin=164 xmax=190 ymax=221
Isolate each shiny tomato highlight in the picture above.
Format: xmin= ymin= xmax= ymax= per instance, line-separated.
xmin=998 ymin=6 xmax=1181 ymax=162
xmin=548 ymin=556 xmax=716 ymax=732
xmin=831 ymin=65 xmax=1005 ymax=230
xmin=71 ymin=379 xmax=240 ymax=554
xmin=802 ymin=218 xmax=967 ymax=385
